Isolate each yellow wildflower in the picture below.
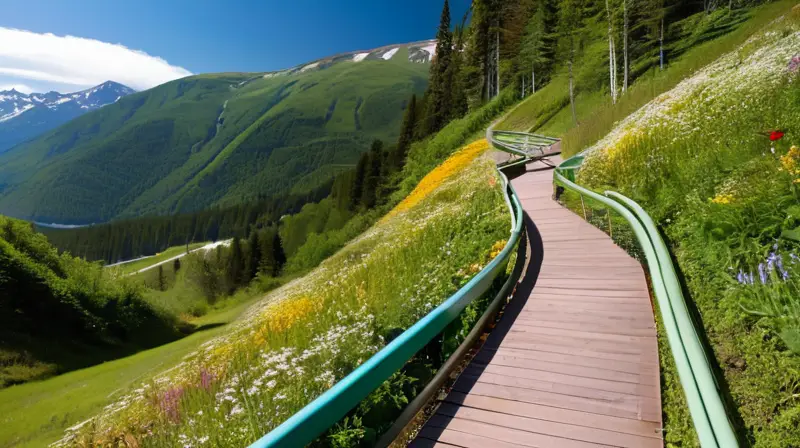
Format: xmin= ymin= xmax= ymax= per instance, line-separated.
xmin=711 ymin=194 xmax=734 ymax=205
xmin=253 ymin=296 xmax=319 ymax=344
xmin=383 ymin=139 xmax=489 ymax=220
xmin=780 ymin=145 xmax=800 ymax=179
xmin=489 ymin=239 xmax=507 ymax=258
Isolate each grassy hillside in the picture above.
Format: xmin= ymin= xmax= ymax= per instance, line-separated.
xmin=0 ymin=47 xmax=429 ymax=224
xmin=22 ymin=140 xmax=507 ymax=448
xmin=496 ymin=2 xmax=790 ymax=148
xmin=575 ymin=8 xmax=800 ymax=446
xmin=0 ymin=216 xmax=185 ymax=387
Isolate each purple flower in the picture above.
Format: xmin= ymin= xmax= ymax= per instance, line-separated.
xmin=791 ymin=253 xmax=799 ymax=264
xmin=790 ymin=55 xmax=800 ymax=74
xmin=758 ymin=263 xmax=768 ymax=284
xmin=200 ymin=368 xmax=215 ymax=391
xmin=737 ymin=270 xmax=755 ymax=285
xmin=158 ymin=386 xmax=185 ymax=422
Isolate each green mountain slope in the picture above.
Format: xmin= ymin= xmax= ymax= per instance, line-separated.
xmin=0 ymin=44 xmax=431 ymax=224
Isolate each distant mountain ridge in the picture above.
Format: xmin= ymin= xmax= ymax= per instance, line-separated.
xmin=0 ymin=81 xmax=136 ymax=153
xmin=0 ymin=42 xmax=431 ymax=224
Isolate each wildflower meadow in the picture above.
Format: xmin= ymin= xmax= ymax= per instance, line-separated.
xmin=578 ymin=9 xmax=800 ymax=445
xmin=53 ymin=140 xmax=509 ymax=447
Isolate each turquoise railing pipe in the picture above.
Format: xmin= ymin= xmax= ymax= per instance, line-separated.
xmin=248 ymin=167 xmax=524 ymax=448
xmin=553 ymin=169 xmax=720 ymax=447
xmin=606 ymin=191 xmax=738 ymax=447
xmin=554 ymin=151 xmax=740 ymax=447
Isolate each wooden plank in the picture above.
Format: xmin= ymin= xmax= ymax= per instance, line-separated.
xmin=497 ymin=339 xmax=658 ymax=364
xmin=408 ymin=438 xmax=463 ymax=448
xmin=472 ymin=354 xmax=658 ymax=385
xmin=466 ymin=364 xmax=660 ymax=397
xmin=452 ymin=380 xmax=660 ymax=421
xmin=425 ymin=414 xmax=607 ymax=448
xmin=512 ymin=318 xmax=655 ymax=335
xmin=515 ymin=309 xmax=655 ymax=323
xmin=416 ymin=426 xmax=529 ymax=448
xmin=501 ymin=334 xmax=658 ymax=359
xmin=459 ymin=370 xmax=658 ymax=410
xmin=444 ymin=392 xmax=661 ymax=438
xmin=530 ymin=287 xmax=647 ymax=298
xmin=523 ymin=300 xmax=653 ymax=313
xmin=508 ymin=325 xmax=657 ymax=345
xmin=437 ymin=404 xmax=662 ymax=448
xmin=475 ymin=347 xmax=658 ymax=375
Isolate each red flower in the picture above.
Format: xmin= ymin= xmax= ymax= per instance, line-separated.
xmin=770 ymin=131 xmax=785 ymax=141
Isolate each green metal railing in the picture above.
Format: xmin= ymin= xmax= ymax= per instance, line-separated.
xmin=553 ymin=154 xmax=739 ymax=448
xmin=490 ymin=129 xmax=560 ymax=159
xmin=248 ymin=159 xmax=525 ymax=447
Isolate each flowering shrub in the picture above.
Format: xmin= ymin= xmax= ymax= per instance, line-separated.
xmin=53 ymin=144 xmax=508 ymax=447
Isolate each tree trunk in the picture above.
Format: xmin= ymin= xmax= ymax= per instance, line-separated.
xmin=522 ymin=76 xmax=525 ymax=98
xmin=606 ymin=0 xmax=617 ymax=104
xmin=623 ymin=0 xmax=629 ymax=93
xmin=532 ymin=67 xmax=536 ymax=94
xmin=568 ymin=50 xmax=577 ymax=125
xmin=495 ymin=29 xmax=501 ymax=97
xmin=660 ymin=17 xmax=665 ymax=70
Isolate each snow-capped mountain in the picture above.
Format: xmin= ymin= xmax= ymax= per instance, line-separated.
xmin=0 ymin=81 xmax=135 ymax=153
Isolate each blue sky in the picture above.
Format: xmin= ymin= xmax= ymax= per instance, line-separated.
xmin=0 ymin=0 xmax=469 ymax=94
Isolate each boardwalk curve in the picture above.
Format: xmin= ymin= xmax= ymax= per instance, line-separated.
xmin=411 ymin=156 xmax=664 ymax=448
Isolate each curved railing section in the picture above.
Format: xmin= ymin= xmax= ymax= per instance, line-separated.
xmin=248 ymin=156 xmax=525 ymax=447
xmin=553 ymin=154 xmax=738 ymax=448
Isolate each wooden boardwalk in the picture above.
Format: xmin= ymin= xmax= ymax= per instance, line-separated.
xmin=411 ymin=157 xmax=663 ymax=448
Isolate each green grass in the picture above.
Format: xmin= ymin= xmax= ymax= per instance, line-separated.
xmin=576 ymin=9 xmax=800 ymax=445
xmin=112 ymin=242 xmax=207 ymax=275
xmin=0 ymin=295 xmax=259 ymax=448
xmin=53 ymin=140 xmax=510 ymax=447
xmin=495 ymin=2 xmax=795 ymax=156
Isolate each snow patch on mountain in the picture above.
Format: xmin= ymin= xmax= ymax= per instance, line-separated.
xmin=381 ymin=48 xmax=399 ymax=60
xmin=0 ymin=103 xmax=34 ymax=123
xmin=352 ymin=52 xmax=369 ymax=62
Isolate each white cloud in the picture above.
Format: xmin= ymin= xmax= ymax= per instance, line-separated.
xmin=0 ymin=28 xmax=193 ymax=92
xmin=0 ymin=83 xmax=33 ymax=94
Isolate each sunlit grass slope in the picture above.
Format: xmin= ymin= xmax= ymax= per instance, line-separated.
xmin=51 ymin=140 xmax=510 ymax=447
xmin=579 ymin=9 xmax=800 ymax=445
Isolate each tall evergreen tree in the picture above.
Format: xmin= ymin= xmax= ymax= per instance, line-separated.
xmin=360 ymin=140 xmax=384 ymax=209
xmin=227 ymin=237 xmax=244 ymax=289
xmin=244 ymin=230 xmax=261 ymax=282
xmin=258 ymin=229 xmax=277 ymax=276
xmin=350 ymin=154 xmax=368 ymax=210
xmin=393 ymin=95 xmax=418 ymax=169
xmin=519 ymin=2 xmax=550 ymax=95
xmin=272 ymin=232 xmax=287 ymax=276
xmin=425 ymin=0 xmax=454 ymax=134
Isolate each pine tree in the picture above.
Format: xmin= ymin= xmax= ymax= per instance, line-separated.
xmin=519 ymin=2 xmax=550 ymax=95
xmin=393 ymin=96 xmax=418 ymax=170
xmin=350 ymin=153 xmax=368 ymax=210
xmin=258 ymin=229 xmax=277 ymax=276
xmin=272 ymin=232 xmax=287 ymax=276
xmin=360 ymin=140 xmax=384 ymax=209
xmin=244 ymin=230 xmax=260 ymax=282
xmin=425 ymin=0 xmax=454 ymax=134
xmin=227 ymin=237 xmax=244 ymax=290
